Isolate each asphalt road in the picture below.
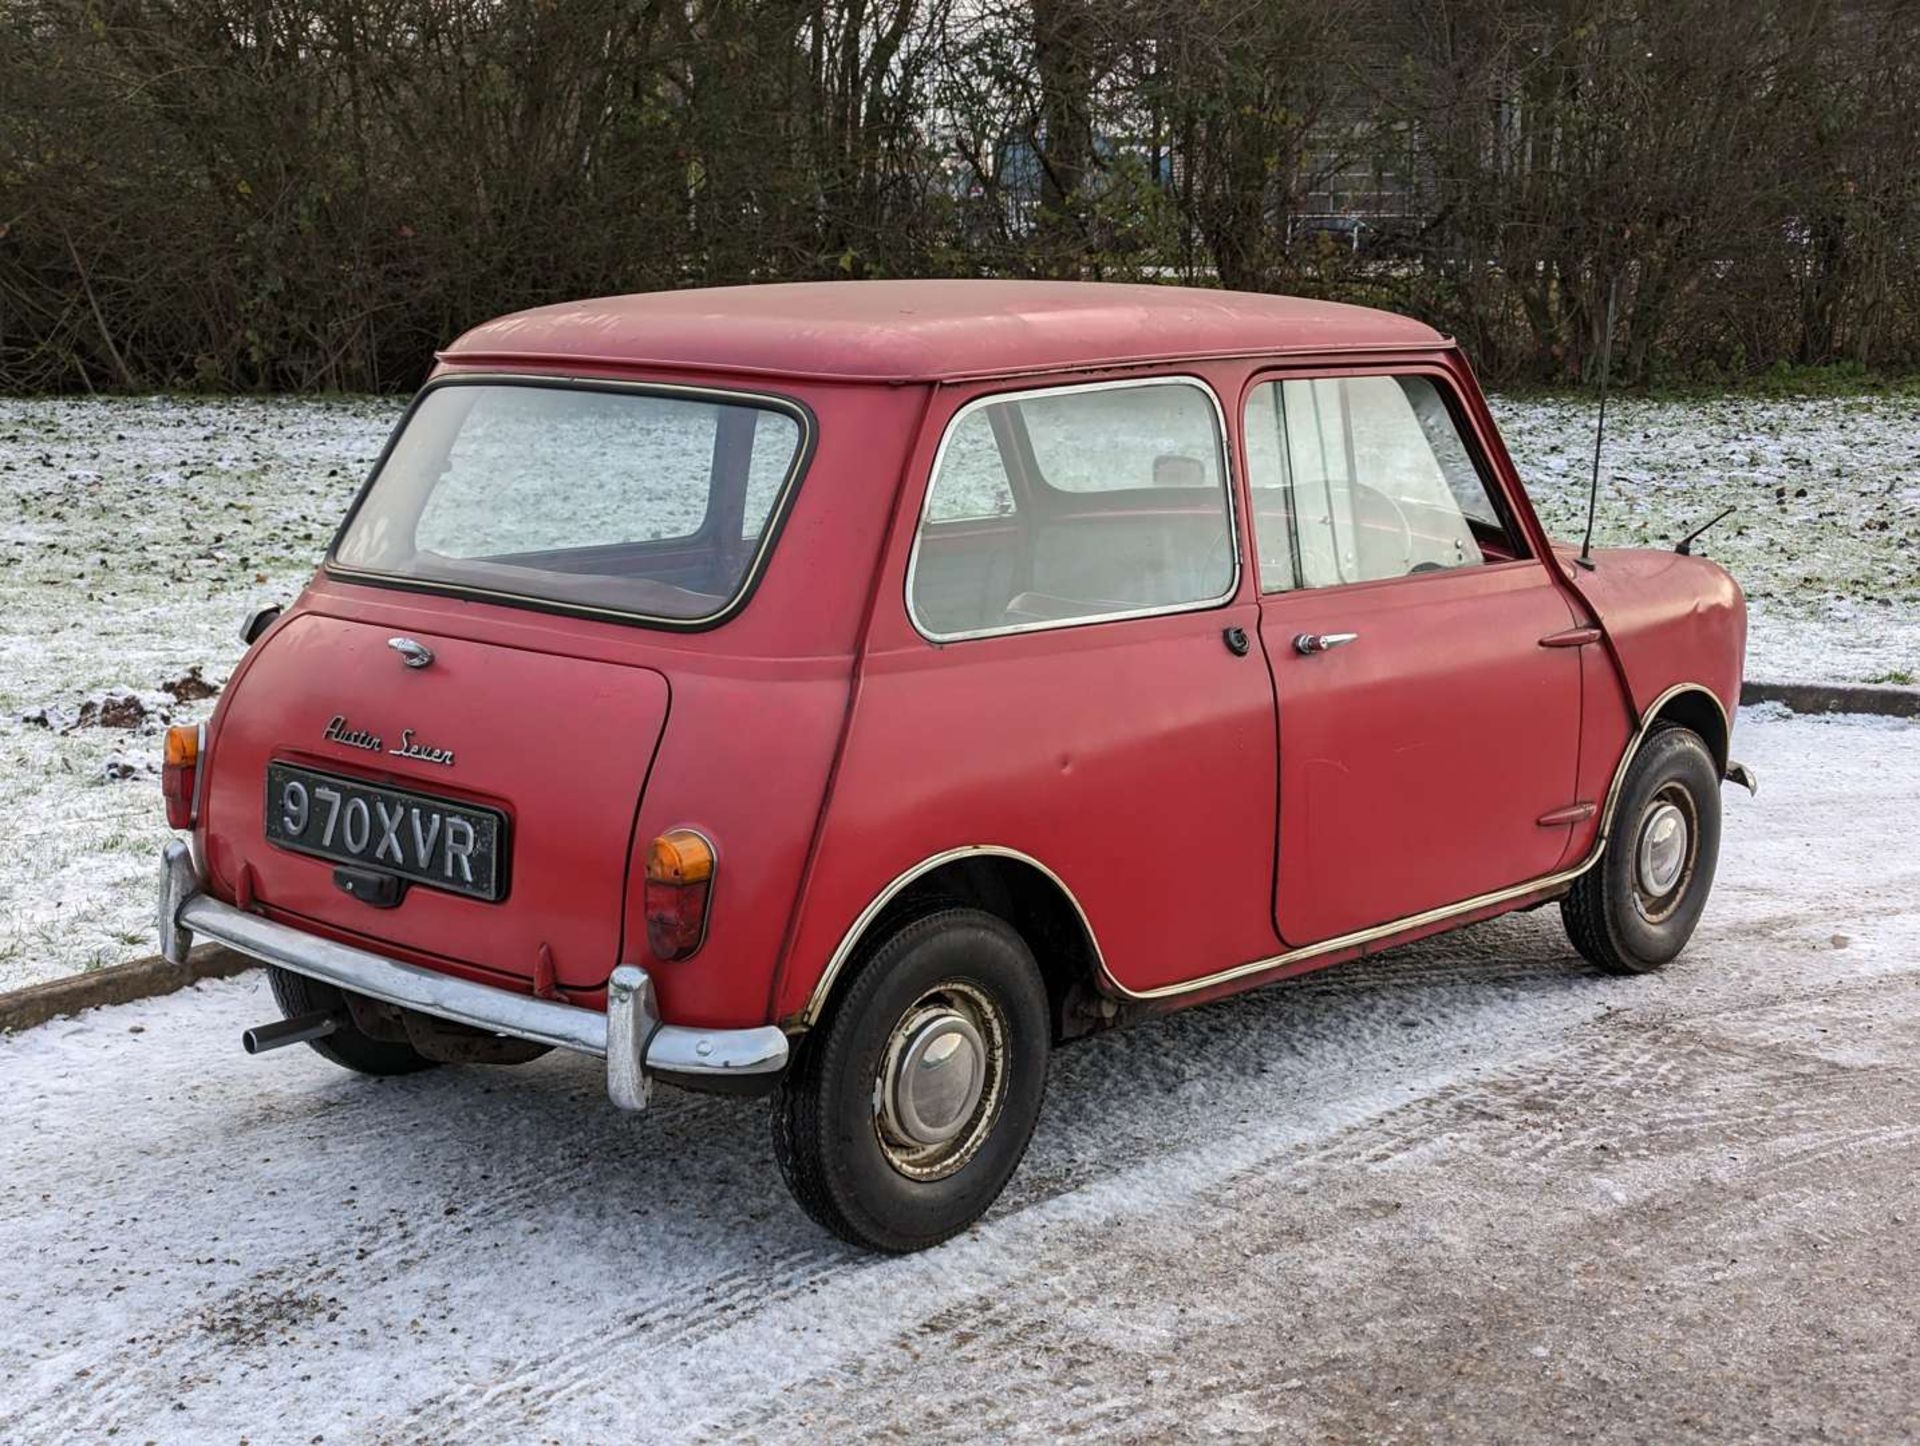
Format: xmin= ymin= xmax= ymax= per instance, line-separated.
xmin=2 ymin=706 xmax=1916 ymax=1443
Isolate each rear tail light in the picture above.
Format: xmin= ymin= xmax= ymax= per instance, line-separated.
xmin=644 ymin=829 xmax=715 ymax=962
xmin=162 ymin=723 xmax=203 ymax=830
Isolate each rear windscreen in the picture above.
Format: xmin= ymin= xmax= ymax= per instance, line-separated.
xmin=331 ymin=381 xmax=808 ymax=624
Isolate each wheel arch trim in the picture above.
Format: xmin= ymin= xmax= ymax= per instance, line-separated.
xmin=1597 ymin=682 xmax=1729 ymax=839
xmin=796 ymin=845 xmax=1111 ymax=1028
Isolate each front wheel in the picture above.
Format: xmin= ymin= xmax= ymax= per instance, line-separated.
xmin=771 ymin=907 xmax=1051 ymax=1253
xmin=1562 ymin=724 xmax=1722 ymax=974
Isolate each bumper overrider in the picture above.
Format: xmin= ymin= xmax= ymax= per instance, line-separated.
xmin=158 ymin=842 xmax=788 ymax=1109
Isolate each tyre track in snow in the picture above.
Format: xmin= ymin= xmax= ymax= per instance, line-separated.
xmin=1 ymin=708 xmax=1915 ymax=1442
xmin=362 ymin=714 xmax=1920 ymax=1444
xmin=1 ymin=1027 xmax=779 ymax=1439
xmin=388 ymin=946 xmax=1631 ymax=1443
xmin=703 ymin=937 xmax=1920 ymax=1443
xmin=380 ymin=916 xmax=1920 ymax=1440
xmin=1 ymin=993 xmax=825 ymax=1439
xmin=0 ymin=910 xmax=1638 ymax=1443
xmin=378 ymin=1246 xmax=852 ymax=1443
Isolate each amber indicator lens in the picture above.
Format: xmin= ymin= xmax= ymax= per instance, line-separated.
xmin=644 ymin=829 xmax=715 ymax=961
xmin=162 ymin=724 xmax=201 ymax=830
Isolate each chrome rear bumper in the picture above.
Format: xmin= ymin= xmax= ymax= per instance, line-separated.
xmin=159 ymin=841 xmax=788 ymax=1109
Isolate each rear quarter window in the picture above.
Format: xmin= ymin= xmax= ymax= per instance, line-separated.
xmin=908 ymin=378 xmax=1236 ymax=639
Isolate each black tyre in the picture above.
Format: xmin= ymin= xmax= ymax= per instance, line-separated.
xmin=1563 ymin=725 xmax=1722 ymax=974
xmin=266 ymin=966 xmax=438 ymax=1077
xmin=771 ymin=907 xmax=1051 ymax=1253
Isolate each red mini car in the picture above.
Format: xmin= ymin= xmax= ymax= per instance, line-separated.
xmin=159 ymin=281 xmax=1753 ymax=1252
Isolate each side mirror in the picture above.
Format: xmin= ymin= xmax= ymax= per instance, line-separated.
xmin=239 ymin=604 xmax=283 ymax=646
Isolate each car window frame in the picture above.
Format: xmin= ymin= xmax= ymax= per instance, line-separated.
xmin=322 ymin=372 xmax=818 ymax=633
xmin=903 ymin=374 xmax=1242 ymax=644
xmin=1238 ymin=362 xmax=1533 ymax=598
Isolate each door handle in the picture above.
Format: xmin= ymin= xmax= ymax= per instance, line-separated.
xmin=1293 ymin=631 xmax=1358 ymax=655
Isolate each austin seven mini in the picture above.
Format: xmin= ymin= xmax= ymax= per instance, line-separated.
xmin=159 ymin=281 xmax=1753 ymax=1252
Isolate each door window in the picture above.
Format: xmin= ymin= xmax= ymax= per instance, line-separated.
xmin=1243 ymin=374 xmax=1520 ymax=592
xmin=909 ymin=378 xmax=1235 ymax=639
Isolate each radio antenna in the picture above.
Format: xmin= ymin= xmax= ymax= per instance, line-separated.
xmin=1575 ymin=275 xmax=1620 ymax=572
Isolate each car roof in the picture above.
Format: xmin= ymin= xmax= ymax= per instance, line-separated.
xmin=439 ymin=279 xmax=1449 ymax=384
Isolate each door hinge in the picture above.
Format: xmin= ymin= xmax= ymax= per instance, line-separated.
xmin=1536 ymin=802 xmax=1598 ymax=827
xmin=1539 ymin=626 xmax=1603 ymax=648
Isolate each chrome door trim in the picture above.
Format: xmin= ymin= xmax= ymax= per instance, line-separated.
xmin=1293 ymin=631 xmax=1359 ymax=655
xmin=798 ymin=681 xmax=1729 ymax=1019
xmin=1105 ymin=854 xmax=1604 ymax=1002
xmin=902 ymin=374 xmax=1242 ymax=644
xmin=1097 ymin=679 xmax=1729 ymax=1002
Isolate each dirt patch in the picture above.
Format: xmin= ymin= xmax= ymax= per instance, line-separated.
xmin=69 ymin=690 xmax=148 ymax=730
xmin=196 ymin=1281 xmax=343 ymax=1350
xmin=161 ymin=666 xmax=219 ymax=703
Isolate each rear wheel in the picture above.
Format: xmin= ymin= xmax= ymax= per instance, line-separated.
xmin=1563 ymin=724 xmax=1721 ymax=974
xmin=771 ymin=907 xmax=1050 ymax=1253
xmin=266 ymin=966 xmax=438 ymax=1077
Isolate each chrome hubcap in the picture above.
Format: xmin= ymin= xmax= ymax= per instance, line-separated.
xmin=875 ymin=983 xmax=1006 ymax=1181
xmin=1631 ymin=785 xmax=1698 ymax=923
xmin=885 ymin=1011 xmax=985 ymax=1145
xmin=1636 ymin=801 xmax=1688 ymax=897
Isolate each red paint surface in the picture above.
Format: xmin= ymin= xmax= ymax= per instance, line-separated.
xmin=192 ymin=283 xmax=1747 ymax=1033
xmin=203 ymin=612 xmax=668 ymax=990
xmin=1258 ymin=561 xmax=1583 ymax=945
xmin=439 ymin=279 xmax=1443 ymax=384
xmin=1563 ymin=545 xmax=1748 ymax=726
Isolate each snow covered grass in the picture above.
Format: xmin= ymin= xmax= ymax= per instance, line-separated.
xmin=0 ymin=397 xmax=394 ymax=985
xmin=0 ymin=390 xmax=1916 ymax=989
xmin=1500 ymin=393 xmax=1920 ymax=686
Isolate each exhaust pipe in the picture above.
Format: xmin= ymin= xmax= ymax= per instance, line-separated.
xmin=243 ymin=1010 xmax=342 ymax=1055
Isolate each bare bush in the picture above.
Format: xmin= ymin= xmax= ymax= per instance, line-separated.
xmin=1 ymin=0 xmax=1915 ymax=391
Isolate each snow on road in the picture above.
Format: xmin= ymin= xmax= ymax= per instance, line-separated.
xmin=2 ymin=707 xmax=1916 ymax=1442
xmin=1 ymin=391 xmax=1917 ymax=988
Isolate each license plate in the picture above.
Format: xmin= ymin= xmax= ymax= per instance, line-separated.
xmin=264 ymin=762 xmax=507 ymax=902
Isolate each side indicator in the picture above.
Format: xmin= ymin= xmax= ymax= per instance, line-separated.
xmin=644 ymin=829 xmax=716 ymax=962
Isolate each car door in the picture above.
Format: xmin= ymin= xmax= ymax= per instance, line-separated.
xmin=1243 ymin=368 xmax=1585 ymax=947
